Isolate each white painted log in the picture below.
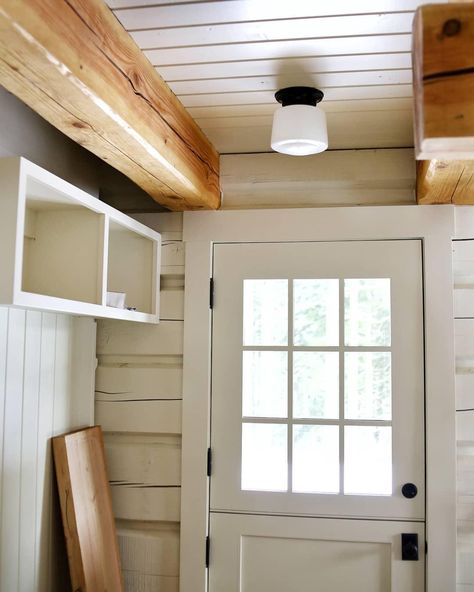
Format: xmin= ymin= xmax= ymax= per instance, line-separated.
xmin=455 ymin=290 xmax=474 ymax=319
xmin=96 ymin=400 xmax=182 ymax=434
xmin=161 ymin=242 xmax=185 ymax=267
xmin=105 ymin=434 xmax=181 ymax=486
xmin=96 ymin=365 xmax=182 ymax=400
xmin=220 ymin=149 xmax=415 ymax=208
xmin=458 ymin=499 xmax=474 ymax=523
xmin=457 ymin=410 xmax=474 ymax=442
xmin=111 ymin=485 xmax=181 ymax=522
xmin=459 ymin=470 xmax=474 ymax=496
xmin=160 ymin=289 xmax=184 ymax=321
xmin=456 ymin=373 xmax=474 ymax=411
xmin=456 ymin=320 xmax=474 ymax=360
xmin=97 ymin=319 xmax=183 ymax=356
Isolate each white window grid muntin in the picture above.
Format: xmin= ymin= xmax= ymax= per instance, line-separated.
xmin=241 ymin=277 xmax=393 ymax=495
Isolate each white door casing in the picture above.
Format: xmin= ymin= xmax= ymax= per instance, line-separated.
xmin=211 ymin=240 xmax=424 ymax=521
xmin=180 ymin=206 xmax=456 ymax=592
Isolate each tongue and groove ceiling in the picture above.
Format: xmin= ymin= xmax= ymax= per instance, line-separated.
xmin=106 ymin=0 xmax=443 ymax=154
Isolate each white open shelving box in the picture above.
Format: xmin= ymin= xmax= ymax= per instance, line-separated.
xmin=0 ymin=157 xmax=161 ymax=323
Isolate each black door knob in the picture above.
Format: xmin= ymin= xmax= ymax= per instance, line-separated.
xmin=401 ymin=483 xmax=418 ymax=498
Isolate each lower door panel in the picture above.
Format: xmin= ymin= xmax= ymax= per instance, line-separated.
xmin=209 ymin=512 xmax=425 ymax=592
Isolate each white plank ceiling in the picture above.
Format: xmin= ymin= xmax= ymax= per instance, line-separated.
xmin=107 ymin=0 xmax=442 ymax=154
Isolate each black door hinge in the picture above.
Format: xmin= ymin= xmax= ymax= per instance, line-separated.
xmin=205 ymin=535 xmax=210 ymax=568
xmin=207 ymin=447 xmax=212 ymax=476
xmin=209 ymin=278 xmax=214 ymax=309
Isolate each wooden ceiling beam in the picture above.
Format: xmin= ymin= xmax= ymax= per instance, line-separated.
xmin=416 ymin=159 xmax=474 ymax=204
xmin=413 ymin=3 xmax=474 ymax=160
xmin=0 ymin=0 xmax=220 ymax=211
xmin=413 ymin=4 xmax=474 ymax=204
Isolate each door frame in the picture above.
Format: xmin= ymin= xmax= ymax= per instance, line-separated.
xmin=180 ymin=205 xmax=456 ymax=592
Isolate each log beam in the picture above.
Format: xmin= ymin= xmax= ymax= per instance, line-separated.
xmin=413 ymin=3 xmax=474 ymax=160
xmin=0 ymin=0 xmax=220 ymax=211
xmin=416 ymin=159 xmax=474 ymax=204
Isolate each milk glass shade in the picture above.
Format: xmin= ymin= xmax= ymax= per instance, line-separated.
xmin=271 ymin=104 xmax=328 ymax=156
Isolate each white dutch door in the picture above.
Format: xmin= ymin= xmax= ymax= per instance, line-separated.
xmin=209 ymin=241 xmax=425 ymax=592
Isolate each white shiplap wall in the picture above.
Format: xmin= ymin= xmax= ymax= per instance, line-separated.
xmin=0 ymin=310 xmax=96 ymax=592
xmin=96 ymin=213 xmax=184 ymax=592
xmin=453 ymin=239 xmax=474 ymax=592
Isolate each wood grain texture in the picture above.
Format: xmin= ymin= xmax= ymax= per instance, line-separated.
xmin=413 ymin=4 xmax=474 ymax=159
xmin=222 ymin=149 xmax=415 ymax=208
xmin=96 ymin=400 xmax=182 ymax=434
xmin=0 ymin=0 xmax=220 ymax=210
xmin=97 ymin=319 xmax=183 ymax=356
xmin=52 ymin=426 xmax=124 ymax=592
xmin=417 ymin=160 xmax=474 ymax=204
xmin=111 ymin=485 xmax=181 ymax=522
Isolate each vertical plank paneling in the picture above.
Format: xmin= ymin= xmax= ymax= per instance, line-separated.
xmin=0 ymin=308 xmax=26 ymax=592
xmin=0 ymin=308 xmax=8 ymax=570
xmin=35 ymin=313 xmax=56 ymax=592
xmin=53 ymin=315 xmax=73 ymax=435
xmin=19 ymin=310 xmax=42 ymax=591
xmin=50 ymin=314 xmax=75 ymax=590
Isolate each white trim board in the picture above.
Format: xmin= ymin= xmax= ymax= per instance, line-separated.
xmin=181 ymin=205 xmax=456 ymax=592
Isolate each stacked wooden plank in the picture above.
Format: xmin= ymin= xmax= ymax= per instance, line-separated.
xmin=453 ymin=230 xmax=474 ymax=592
xmin=96 ymin=213 xmax=184 ymax=592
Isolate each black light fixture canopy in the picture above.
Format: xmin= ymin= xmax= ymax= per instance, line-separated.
xmin=274 ymin=86 xmax=324 ymax=108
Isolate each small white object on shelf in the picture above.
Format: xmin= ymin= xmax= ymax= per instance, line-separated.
xmin=106 ymin=291 xmax=126 ymax=309
xmin=0 ymin=157 xmax=161 ymax=323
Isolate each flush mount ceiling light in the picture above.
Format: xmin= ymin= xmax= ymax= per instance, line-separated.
xmin=271 ymin=86 xmax=328 ymax=156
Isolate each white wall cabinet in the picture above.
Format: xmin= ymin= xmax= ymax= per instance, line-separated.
xmin=0 ymin=157 xmax=160 ymax=323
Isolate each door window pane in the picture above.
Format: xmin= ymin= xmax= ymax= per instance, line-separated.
xmin=242 ymin=423 xmax=287 ymax=491
xmin=294 ymin=279 xmax=339 ymax=346
xmin=243 ymin=351 xmax=287 ymax=418
xmin=344 ymin=426 xmax=392 ymax=495
xmin=344 ymin=352 xmax=392 ymax=420
xmin=293 ymin=425 xmax=339 ymax=493
xmin=243 ymin=279 xmax=288 ymax=346
xmin=293 ymin=352 xmax=339 ymax=419
xmin=344 ymin=279 xmax=391 ymax=346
